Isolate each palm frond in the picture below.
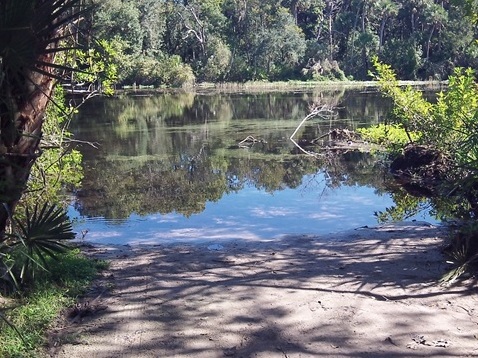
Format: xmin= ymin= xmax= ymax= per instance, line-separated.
xmin=0 ymin=246 xmax=19 ymax=291
xmin=19 ymin=203 xmax=75 ymax=246
xmin=34 ymin=60 xmax=92 ymax=76
xmin=6 ymin=203 xmax=75 ymax=282
xmin=0 ymin=0 xmax=92 ymax=92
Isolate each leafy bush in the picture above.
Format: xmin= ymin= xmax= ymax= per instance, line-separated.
xmin=198 ymin=37 xmax=231 ymax=82
xmin=25 ymin=86 xmax=83 ymax=207
xmin=369 ymin=58 xmax=478 ymax=281
xmin=357 ymin=123 xmax=421 ymax=155
xmin=127 ymin=55 xmax=196 ymax=88
xmin=301 ymin=58 xmax=346 ymax=81
xmin=369 ymin=57 xmax=478 ymax=175
xmin=159 ymin=55 xmax=196 ymax=88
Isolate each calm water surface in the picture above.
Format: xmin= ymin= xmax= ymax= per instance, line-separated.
xmin=68 ymin=87 xmax=438 ymax=245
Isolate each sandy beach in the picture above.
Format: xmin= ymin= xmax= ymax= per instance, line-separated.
xmin=48 ymin=221 xmax=478 ymax=357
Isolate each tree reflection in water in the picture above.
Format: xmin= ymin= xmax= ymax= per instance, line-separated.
xmin=68 ymin=88 xmax=441 ymax=245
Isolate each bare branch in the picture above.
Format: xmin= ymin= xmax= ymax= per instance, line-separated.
xmin=238 ymin=135 xmax=266 ymax=147
xmin=187 ymin=6 xmax=204 ymax=29
xmin=178 ymin=5 xmax=206 ymax=52
xmin=289 ymin=105 xmax=335 ymax=157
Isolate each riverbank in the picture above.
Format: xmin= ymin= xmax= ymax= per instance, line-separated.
xmin=49 ymin=221 xmax=478 ymax=357
xmin=112 ymin=79 xmax=446 ymax=96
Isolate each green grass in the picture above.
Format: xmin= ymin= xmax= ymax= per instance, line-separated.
xmin=0 ymin=248 xmax=107 ymax=357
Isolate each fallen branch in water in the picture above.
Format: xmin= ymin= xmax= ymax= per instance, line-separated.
xmin=238 ymin=135 xmax=266 ymax=147
xmin=290 ymin=104 xmax=335 ymax=157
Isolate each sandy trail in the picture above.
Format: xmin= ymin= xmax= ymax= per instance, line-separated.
xmin=49 ymin=222 xmax=478 ymax=357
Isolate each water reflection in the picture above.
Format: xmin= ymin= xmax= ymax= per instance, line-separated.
xmin=69 ymin=88 xmax=437 ymax=245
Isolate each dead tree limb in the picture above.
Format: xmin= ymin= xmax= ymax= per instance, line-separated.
xmin=238 ymin=135 xmax=266 ymax=146
xmin=290 ymin=105 xmax=335 ymax=156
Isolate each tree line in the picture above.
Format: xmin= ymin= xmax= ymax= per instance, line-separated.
xmin=90 ymin=0 xmax=477 ymax=86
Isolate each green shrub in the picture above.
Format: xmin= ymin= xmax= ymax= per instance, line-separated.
xmin=369 ymin=57 xmax=478 ymax=174
xmin=357 ymin=123 xmax=421 ymax=155
xmin=122 ymin=54 xmax=196 ymax=88
xmin=369 ymin=58 xmax=478 ymax=282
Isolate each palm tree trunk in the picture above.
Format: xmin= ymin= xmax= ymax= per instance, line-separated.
xmin=0 ymin=52 xmax=58 ymax=237
xmin=0 ymin=0 xmax=81 ymax=238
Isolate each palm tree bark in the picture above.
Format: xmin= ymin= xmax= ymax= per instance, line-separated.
xmin=0 ymin=56 xmax=57 ymax=236
xmin=0 ymin=0 xmax=82 ymax=238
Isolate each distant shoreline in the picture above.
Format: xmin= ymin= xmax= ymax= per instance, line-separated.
xmin=112 ymin=79 xmax=447 ymax=96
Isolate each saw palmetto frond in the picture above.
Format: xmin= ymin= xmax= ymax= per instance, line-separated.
xmin=0 ymin=0 xmax=90 ymax=93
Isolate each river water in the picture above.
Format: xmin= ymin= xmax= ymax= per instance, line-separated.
xmin=68 ymin=86 xmax=439 ymax=245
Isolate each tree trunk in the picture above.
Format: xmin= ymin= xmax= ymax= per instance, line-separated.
xmin=379 ymin=18 xmax=386 ymax=51
xmin=328 ymin=10 xmax=333 ymax=59
xmin=426 ymin=25 xmax=435 ymax=60
xmin=0 ymin=0 xmax=72 ymax=238
xmin=0 ymin=52 xmax=57 ymax=237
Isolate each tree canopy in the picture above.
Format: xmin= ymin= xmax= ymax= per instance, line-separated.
xmin=90 ymin=0 xmax=478 ymax=86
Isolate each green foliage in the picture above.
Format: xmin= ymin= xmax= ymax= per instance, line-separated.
xmin=357 ymin=123 xmax=421 ymax=154
xmin=381 ymin=38 xmax=423 ymax=79
xmin=71 ymin=40 xmax=118 ymax=96
xmin=370 ymin=57 xmax=433 ymax=139
xmin=302 ymin=58 xmax=346 ymax=81
xmin=93 ymin=0 xmax=142 ymax=55
xmin=370 ymin=59 xmax=478 ymax=174
xmin=130 ymin=55 xmax=196 ymax=88
xmin=199 ymin=36 xmax=232 ymax=81
xmin=432 ymin=68 xmax=478 ymax=168
xmin=0 ymin=249 xmax=106 ymax=357
xmin=5 ymin=203 xmax=75 ymax=285
xmin=370 ymin=58 xmax=478 ymax=281
xmin=343 ymin=29 xmax=379 ymax=80
xmin=87 ymin=0 xmax=478 ymax=83
xmin=456 ymin=0 xmax=478 ymax=23
xmin=24 ymin=87 xmax=83 ymax=206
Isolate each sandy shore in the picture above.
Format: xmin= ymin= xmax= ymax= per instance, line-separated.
xmin=48 ymin=222 xmax=478 ymax=357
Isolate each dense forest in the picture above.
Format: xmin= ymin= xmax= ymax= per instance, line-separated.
xmin=89 ymin=0 xmax=477 ymax=86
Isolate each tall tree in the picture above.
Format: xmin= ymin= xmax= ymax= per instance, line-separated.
xmin=223 ymin=0 xmax=306 ymax=80
xmin=0 ymin=0 xmax=85 ymax=236
xmin=423 ymin=2 xmax=448 ymax=60
xmin=93 ymin=0 xmax=142 ymax=55
xmin=376 ymin=0 xmax=401 ymax=52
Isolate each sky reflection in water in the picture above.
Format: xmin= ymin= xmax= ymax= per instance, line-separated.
xmin=69 ymin=173 xmax=436 ymax=246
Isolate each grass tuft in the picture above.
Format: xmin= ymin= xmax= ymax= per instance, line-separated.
xmin=0 ymin=248 xmax=107 ymax=357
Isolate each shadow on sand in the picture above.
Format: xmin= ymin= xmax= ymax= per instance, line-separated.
xmin=51 ymin=222 xmax=478 ymax=357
